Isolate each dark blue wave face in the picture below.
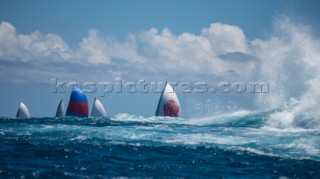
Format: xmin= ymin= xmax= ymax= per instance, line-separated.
xmin=0 ymin=112 xmax=319 ymax=178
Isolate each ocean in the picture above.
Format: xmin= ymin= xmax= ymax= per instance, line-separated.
xmin=0 ymin=110 xmax=319 ymax=178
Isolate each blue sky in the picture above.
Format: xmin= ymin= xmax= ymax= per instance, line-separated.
xmin=2 ymin=0 xmax=313 ymax=43
xmin=0 ymin=0 xmax=320 ymax=117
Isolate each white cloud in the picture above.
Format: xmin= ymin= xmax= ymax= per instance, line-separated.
xmin=0 ymin=22 xmax=144 ymax=65
xmin=139 ymin=25 xmax=255 ymax=80
xmin=0 ymin=22 xmax=20 ymax=59
xmin=140 ymin=28 xmax=215 ymax=73
xmin=0 ymin=21 xmax=256 ymax=83
xmin=0 ymin=21 xmax=73 ymax=62
xmin=77 ymin=29 xmax=111 ymax=64
xmin=201 ymin=23 xmax=248 ymax=54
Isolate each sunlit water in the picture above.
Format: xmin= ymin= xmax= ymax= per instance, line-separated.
xmin=0 ymin=110 xmax=319 ymax=178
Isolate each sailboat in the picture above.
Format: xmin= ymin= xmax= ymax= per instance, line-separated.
xmin=91 ymin=98 xmax=107 ymax=117
xmin=66 ymin=84 xmax=89 ymax=118
xmin=16 ymin=102 xmax=30 ymax=118
xmin=155 ymin=83 xmax=181 ymax=117
xmin=55 ymin=99 xmax=65 ymax=117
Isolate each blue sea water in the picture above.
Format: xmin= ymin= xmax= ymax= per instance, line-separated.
xmin=0 ymin=111 xmax=319 ymax=178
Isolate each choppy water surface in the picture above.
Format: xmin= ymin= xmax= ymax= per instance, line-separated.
xmin=0 ymin=110 xmax=319 ymax=178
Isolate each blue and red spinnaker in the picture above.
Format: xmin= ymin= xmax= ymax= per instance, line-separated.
xmin=66 ymin=84 xmax=89 ymax=118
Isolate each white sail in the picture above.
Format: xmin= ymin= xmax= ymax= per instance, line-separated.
xmin=55 ymin=99 xmax=65 ymax=118
xmin=91 ymin=98 xmax=107 ymax=117
xmin=16 ymin=102 xmax=30 ymax=118
xmin=155 ymin=83 xmax=181 ymax=117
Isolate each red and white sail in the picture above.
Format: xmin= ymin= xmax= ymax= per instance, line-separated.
xmin=155 ymin=83 xmax=181 ymax=117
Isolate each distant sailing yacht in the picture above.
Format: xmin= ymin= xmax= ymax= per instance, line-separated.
xmin=55 ymin=99 xmax=65 ymax=117
xmin=66 ymin=84 xmax=89 ymax=118
xmin=155 ymin=83 xmax=181 ymax=117
xmin=16 ymin=102 xmax=30 ymax=118
xmin=91 ymin=98 xmax=107 ymax=117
